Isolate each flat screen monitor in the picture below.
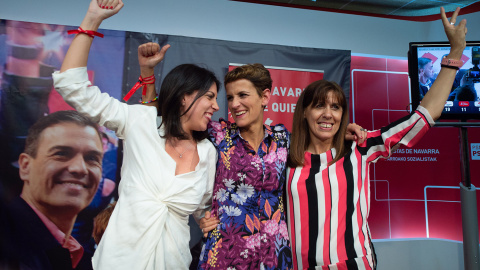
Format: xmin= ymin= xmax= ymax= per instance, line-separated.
xmin=408 ymin=41 xmax=480 ymax=120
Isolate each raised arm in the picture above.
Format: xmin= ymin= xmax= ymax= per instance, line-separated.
xmin=138 ymin=42 xmax=170 ymax=106
xmin=420 ymin=7 xmax=467 ymax=120
xmin=60 ymin=0 xmax=123 ymax=72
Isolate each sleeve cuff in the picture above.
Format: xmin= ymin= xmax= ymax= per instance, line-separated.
xmin=417 ymin=105 xmax=435 ymax=127
xmin=52 ymin=67 xmax=90 ymax=88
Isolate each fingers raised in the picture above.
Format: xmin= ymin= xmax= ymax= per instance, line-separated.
xmin=440 ymin=6 xmax=467 ymax=54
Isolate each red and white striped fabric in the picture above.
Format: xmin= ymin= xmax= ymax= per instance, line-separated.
xmin=286 ymin=106 xmax=434 ymax=270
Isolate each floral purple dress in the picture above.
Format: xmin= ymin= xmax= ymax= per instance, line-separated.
xmin=198 ymin=119 xmax=293 ymax=270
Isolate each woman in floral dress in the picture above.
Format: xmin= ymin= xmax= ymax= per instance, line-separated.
xmin=197 ymin=64 xmax=292 ymax=269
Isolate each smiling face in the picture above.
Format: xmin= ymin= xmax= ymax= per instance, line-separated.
xmin=182 ymin=83 xmax=219 ymax=133
xmin=19 ymin=123 xmax=103 ymax=217
xmin=226 ymin=79 xmax=269 ymax=130
xmin=304 ymin=91 xmax=343 ymax=149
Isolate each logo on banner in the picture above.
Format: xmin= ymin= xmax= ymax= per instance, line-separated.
xmin=228 ymin=64 xmax=324 ymax=130
xmin=471 ymin=143 xmax=480 ymax=160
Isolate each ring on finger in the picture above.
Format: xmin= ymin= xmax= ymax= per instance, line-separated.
xmin=360 ymin=128 xmax=366 ymax=132
xmin=450 ymin=22 xmax=455 ymax=25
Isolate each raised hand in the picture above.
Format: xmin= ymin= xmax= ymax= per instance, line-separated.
xmin=138 ymin=43 xmax=171 ymax=77
xmin=85 ymin=0 xmax=124 ymax=25
xmin=440 ymin=7 xmax=467 ymax=58
xmin=60 ymin=0 xmax=123 ymax=72
xmin=419 ymin=7 xmax=467 ymax=120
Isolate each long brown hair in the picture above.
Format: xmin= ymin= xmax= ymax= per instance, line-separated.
xmin=288 ymin=80 xmax=350 ymax=168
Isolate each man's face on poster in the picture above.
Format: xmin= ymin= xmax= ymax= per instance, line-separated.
xmin=19 ymin=123 xmax=103 ymax=215
xmin=420 ymin=61 xmax=435 ymax=81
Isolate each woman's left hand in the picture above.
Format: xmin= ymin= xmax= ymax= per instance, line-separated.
xmin=138 ymin=42 xmax=171 ymax=73
xmin=199 ymin=211 xmax=219 ymax=238
xmin=441 ymin=7 xmax=467 ymax=58
xmin=346 ymin=123 xmax=367 ymax=144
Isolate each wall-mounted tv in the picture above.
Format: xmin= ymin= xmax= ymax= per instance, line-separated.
xmin=409 ymin=41 xmax=480 ymax=120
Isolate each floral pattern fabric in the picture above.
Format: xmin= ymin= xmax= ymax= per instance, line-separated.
xmin=198 ymin=119 xmax=293 ymax=270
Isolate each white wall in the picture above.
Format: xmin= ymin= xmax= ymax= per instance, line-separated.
xmin=1 ymin=0 xmax=479 ymax=58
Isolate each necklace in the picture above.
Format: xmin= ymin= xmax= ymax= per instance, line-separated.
xmin=168 ymin=140 xmax=194 ymax=158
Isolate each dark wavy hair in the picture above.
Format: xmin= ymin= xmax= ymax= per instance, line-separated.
xmin=157 ymin=64 xmax=220 ymax=142
xmin=288 ymin=80 xmax=350 ymax=168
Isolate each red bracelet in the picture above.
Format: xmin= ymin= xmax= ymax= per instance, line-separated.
xmin=123 ymin=75 xmax=156 ymax=101
xmin=67 ymin=27 xmax=104 ymax=38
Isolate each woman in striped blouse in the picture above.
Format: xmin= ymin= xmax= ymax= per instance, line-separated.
xmin=285 ymin=7 xmax=467 ymax=270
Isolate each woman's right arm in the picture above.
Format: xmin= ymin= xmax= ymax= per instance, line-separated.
xmin=54 ymin=0 xmax=136 ymax=137
xmin=60 ymin=0 xmax=123 ymax=72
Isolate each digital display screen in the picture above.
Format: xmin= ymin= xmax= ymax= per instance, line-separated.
xmin=409 ymin=41 xmax=480 ymax=120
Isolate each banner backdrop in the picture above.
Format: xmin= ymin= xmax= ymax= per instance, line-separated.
xmin=0 ymin=19 xmax=350 ymax=269
xmin=121 ymin=34 xmax=351 ymax=120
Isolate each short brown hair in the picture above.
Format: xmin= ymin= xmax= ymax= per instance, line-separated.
xmin=93 ymin=201 xmax=116 ymax=245
xmin=24 ymin=110 xmax=102 ymax=158
xmin=288 ymin=80 xmax=350 ymax=168
xmin=224 ymin=64 xmax=272 ymax=96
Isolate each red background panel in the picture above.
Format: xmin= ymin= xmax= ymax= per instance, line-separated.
xmin=389 ymin=201 xmax=427 ymax=238
xmin=351 ymin=55 xmax=480 ymax=241
xmin=427 ymin=200 xmax=463 ymax=240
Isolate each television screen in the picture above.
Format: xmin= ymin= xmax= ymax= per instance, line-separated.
xmin=409 ymin=41 xmax=480 ymax=120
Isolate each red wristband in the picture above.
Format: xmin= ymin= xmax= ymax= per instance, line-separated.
xmin=67 ymin=27 xmax=104 ymax=38
xmin=123 ymin=75 xmax=155 ymax=101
